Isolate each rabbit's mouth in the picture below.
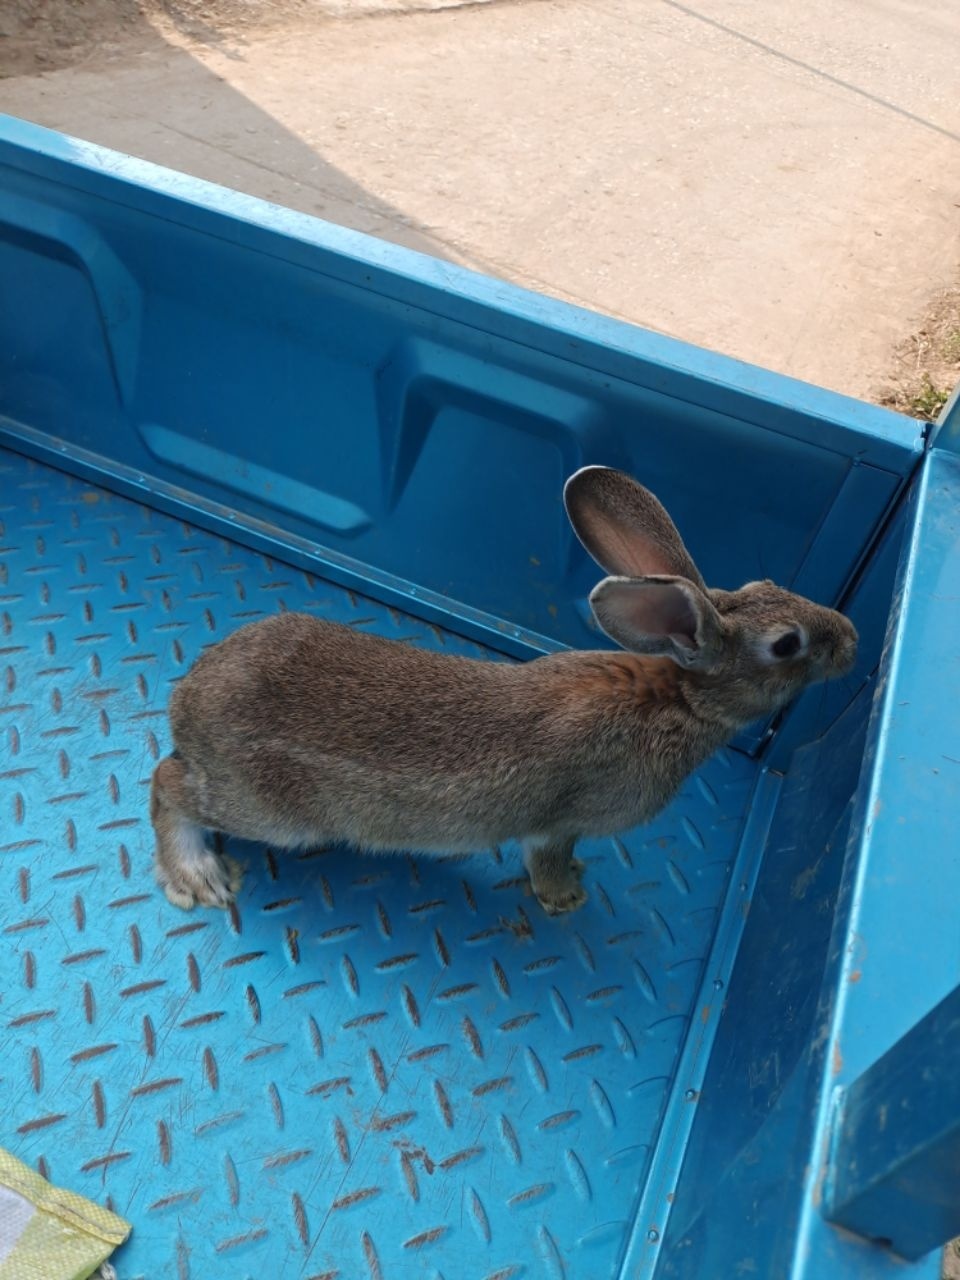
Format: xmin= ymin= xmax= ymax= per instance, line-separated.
xmin=826 ymin=635 xmax=858 ymax=678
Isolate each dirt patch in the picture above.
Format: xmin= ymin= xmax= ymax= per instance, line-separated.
xmin=0 ymin=0 xmax=306 ymax=77
xmin=0 ymin=0 xmax=502 ymax=79
xmin=877 ymin=280 xmax=960 ymax=422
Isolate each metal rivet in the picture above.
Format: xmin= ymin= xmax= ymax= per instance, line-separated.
xmin=647 ymin=1228 xmax=660 ymax=1243
xmin=713 ymin=978 xmax=724 ymax=991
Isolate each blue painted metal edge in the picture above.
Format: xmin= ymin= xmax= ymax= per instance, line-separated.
xmin=616 ymin=767 xmax=783 ymax=1279
xmin=0 ymin=419 xmax=564 ymax=661
xmin=0 ymin=114 xmax=923 ymax=472
xmin=824 ymin=980 xmax=960 ymax=1260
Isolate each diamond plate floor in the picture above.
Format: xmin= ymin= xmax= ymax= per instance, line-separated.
xmin=0 ymin=449 xmax=758 ymax=1280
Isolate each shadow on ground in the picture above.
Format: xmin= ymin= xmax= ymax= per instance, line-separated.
xmin=0 ymin=0 xmax=477 ymax=264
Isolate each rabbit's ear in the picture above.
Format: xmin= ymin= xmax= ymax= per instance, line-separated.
xmin=564 ymin=467 xmax=705 ymax=589
xmin=589 ymin=576 xmax=723 ymax=669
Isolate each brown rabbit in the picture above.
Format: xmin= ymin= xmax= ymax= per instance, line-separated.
xmin=150 ymin=467 xmax=857 ymax=915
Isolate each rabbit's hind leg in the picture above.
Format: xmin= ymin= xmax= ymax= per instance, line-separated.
xmin=150 ymin=754 xmax=243 ymax=910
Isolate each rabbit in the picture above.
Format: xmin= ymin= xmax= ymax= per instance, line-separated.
xmin=150 ymin=466 xmax=858 ymax=916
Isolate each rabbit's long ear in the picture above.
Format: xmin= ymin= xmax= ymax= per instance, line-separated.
xmin=564 ymin=467 xmax=705 ymax=590
xmin=589 ymin=575 xmax=723 ymax=670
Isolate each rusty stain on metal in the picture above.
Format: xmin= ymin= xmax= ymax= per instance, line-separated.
xmin=403 ymin=1225 xmax=447 ymax=1249
xmin=370 ymin=1110 xmax=416 ymax=1133
xmin=472 ymin=1076 xmax=514 ymax=1098
xmin=132 ymin=1077 xmax=183 ymax=1098
xmin=438 ymin=1146 xmax=483 ymax=1172
xmin=307 ymin=1077 xmax=352 ymax=1099
xmin=331 ymin=1187 xmax=380 ymax=1212
xmin=368 ymin=1049 xmax=388 ymax=1093
xmin=17 ymin=1112 xmax=66 ymax=1134
xmin=508 ymin=1182 xmax=553 ymax=1206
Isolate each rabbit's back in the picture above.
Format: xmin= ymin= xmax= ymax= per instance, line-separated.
xmin=168 ymin=614 xmax=588 ymax=849
xmin=172 ymin=612 xmax=535 ymax=764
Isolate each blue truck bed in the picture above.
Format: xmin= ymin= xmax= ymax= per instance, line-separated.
xmin=0 ymin=114 xmax=957 ymax=1280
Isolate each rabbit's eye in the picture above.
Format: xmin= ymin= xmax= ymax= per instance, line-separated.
xmin=771 ymin=630 xmax=803 ymax=659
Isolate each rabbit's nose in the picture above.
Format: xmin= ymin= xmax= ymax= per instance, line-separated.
xmin=834 ymin=633 xmax=857 ymax=673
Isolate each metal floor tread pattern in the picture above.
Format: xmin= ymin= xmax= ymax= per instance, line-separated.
xmin=0 ymin=448 xmax=759 ymax=1280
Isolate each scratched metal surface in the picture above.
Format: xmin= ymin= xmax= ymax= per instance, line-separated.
xmin=0 ymin=449 xmax=758 ymax=1280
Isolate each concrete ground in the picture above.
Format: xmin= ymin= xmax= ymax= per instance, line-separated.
xmin=1 ymin=0 xmax=959 ymax=403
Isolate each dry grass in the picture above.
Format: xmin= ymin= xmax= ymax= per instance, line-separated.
xmin=878 ymin=282 xmax=960 ymax=422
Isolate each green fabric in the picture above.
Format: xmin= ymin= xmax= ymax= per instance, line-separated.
xmin=0 ymin=1148 xmax=129 ymax=1280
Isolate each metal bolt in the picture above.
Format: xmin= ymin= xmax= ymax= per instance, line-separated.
xmin=647 ymin=1228 xmax=660 ymax=1243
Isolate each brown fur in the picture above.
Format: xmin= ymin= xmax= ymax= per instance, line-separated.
xmin=150 ymin=467 xmax=857 ymax=914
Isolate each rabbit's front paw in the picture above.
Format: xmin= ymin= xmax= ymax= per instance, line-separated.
xmin=533 ymin=856 xmax=588 ymax=916
xmin=159 ymin=847 xmax=243 ymax=911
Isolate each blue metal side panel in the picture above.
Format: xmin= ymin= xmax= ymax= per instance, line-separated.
xmin=651 ymin=450 xmax=957 ymax=1278
xmin=650 ymin=689 xmax=902 ymax=1278
xmin=822 ymin=447 xmax=960 ymax=1084
xmin=786 ymin=446 xmax=960 ymax=1274
xmin=647 ymin=460 xmax=947 ymax=1280
xmin=0 ymin=448 xmax=759 ymax=1280
xmin=0 ymin=115 xmax=921 ymax=667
